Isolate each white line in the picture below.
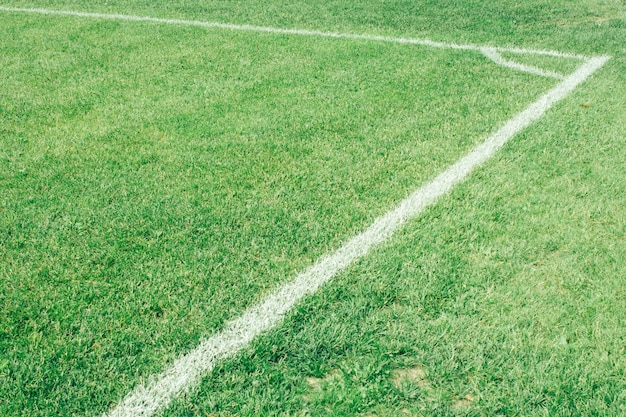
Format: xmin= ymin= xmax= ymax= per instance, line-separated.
xmin=0 ymin=5 xmax=591 ymax=61
xmin=481 ymin=47 xmax=566 ymax=79
xmin=102 ymin=56 xmax=609 ymax=417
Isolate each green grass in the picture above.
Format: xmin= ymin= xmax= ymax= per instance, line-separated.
xmin=167 ymin=71 xmax=626 ymax=416
xmin=0 ymin=0 xmax=624 ymax=416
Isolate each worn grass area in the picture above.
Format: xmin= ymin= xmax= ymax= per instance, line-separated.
xmin=0 ymin=0 xmax=624 ymax=416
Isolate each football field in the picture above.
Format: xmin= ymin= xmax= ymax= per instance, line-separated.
xmin=1 ymin=1 xmax=624 ymax=416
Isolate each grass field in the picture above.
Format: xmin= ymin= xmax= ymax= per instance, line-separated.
xmin=0 ymin=1 xmax=624 ymax=416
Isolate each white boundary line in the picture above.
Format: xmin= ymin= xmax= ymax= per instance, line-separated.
xmin=0 ymin=6 xmax=591 ymax=78
xmin=0 ymin=5 xmax=610 ymax=417
xmin=0 ymin=5 xmax=590 ymax=60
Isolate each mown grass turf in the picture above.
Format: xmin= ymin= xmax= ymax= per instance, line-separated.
xmin=0 ymin=6 xmax=558 ymax=417
xmin=1 ymin=0 xmax=624 ymax=416
xmin=166 ymin=65 xmax=625 ymax=416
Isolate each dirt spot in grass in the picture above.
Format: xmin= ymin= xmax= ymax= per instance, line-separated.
xmin=305 ymin=369 xmax=342 ymax=390
xmin=390 ymin=365 xmax=432 ymax=391
xmin=451 ymin=394 xmax=477 ymax=410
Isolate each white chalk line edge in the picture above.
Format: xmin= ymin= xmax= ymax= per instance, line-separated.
xmin=0 ymin=5 xmax=610 ymax=417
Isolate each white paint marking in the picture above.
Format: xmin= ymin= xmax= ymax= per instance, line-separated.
xmin=0 ymin=5 xmax=590 ymax=61
xmin=102 ymin=56 xmax=609 ymax=417
xmin=481 ymin=47 xmax=565 ymax=79
xmin=0 ymin=4 xmax=609 ymax=416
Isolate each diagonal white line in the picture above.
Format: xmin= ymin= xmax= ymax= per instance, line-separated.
xmin=103 ymin=56 xmax=609 ymax=417
xmin=0 ymin=5 xmax=591 ymax=61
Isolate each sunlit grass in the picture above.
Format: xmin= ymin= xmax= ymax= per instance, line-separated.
xmin=0 ymin=1 xmax=624 ymax=416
